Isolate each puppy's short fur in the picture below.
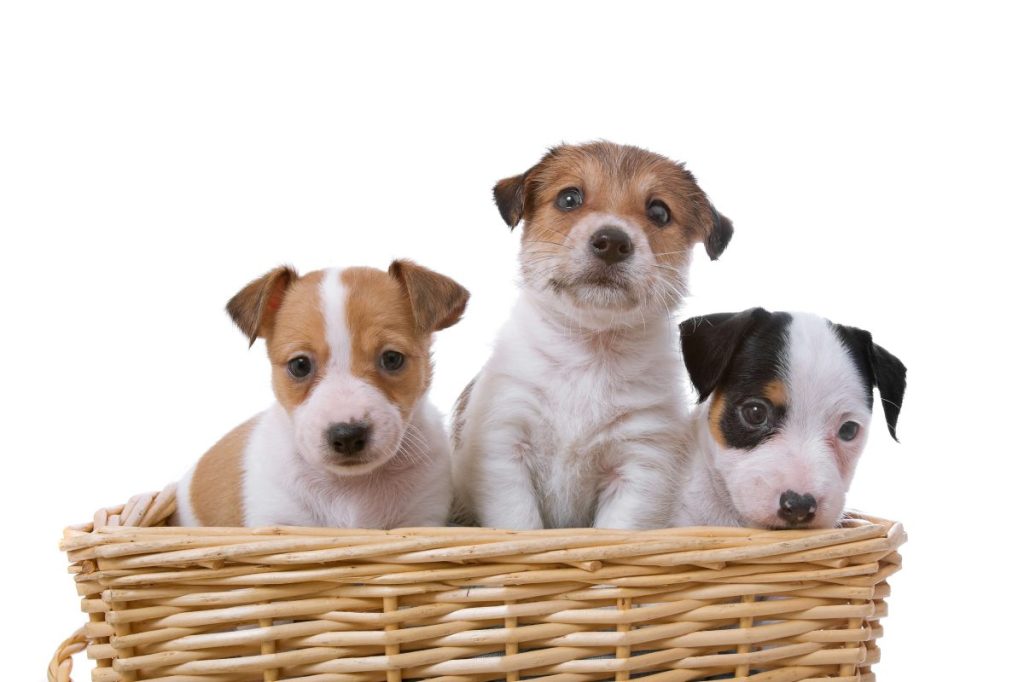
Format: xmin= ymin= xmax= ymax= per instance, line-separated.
xmin=173 ymin=260 xmax=469 ymax=528
xmin=673 ymin=308 xmax=907 ymax=529
xmin=452 ymin=141 xmax=733 ymax=529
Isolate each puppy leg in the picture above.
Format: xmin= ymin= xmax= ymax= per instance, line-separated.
xmin=463 ymin=429 xmax=544 ymax=530
xmin=594 ymin=445 xmax=676 ymax=529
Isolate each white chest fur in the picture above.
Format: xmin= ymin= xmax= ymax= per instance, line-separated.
xmin=454 ymin=294 xmax=687 ymax=529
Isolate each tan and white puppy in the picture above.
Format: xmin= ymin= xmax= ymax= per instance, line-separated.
xmin=452 ymin=142 xmax=734 ymax=529
xmin=173 ymin=260 xmax=469 ymax=528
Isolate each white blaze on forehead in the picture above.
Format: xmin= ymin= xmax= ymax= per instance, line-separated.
xmin=784 ymin=313 xmax=871 ymax=429
xmin=320 ymin=268 xmax=350 ymax=371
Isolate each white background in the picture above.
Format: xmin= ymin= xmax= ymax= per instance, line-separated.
xmin=2 ymin=2 xmax=1022 ymax=679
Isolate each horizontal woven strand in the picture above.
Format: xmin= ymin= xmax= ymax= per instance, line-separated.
xmin=63 ymin=523 xmax=893 ymax=564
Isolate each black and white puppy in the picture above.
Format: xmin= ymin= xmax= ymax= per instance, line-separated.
xmin=673 ymin=308 xmax=907 ymax=529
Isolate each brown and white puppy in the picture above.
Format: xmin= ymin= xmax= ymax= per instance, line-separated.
xmin=452 ymin=141 xmax=733 ymax=529
xmin=173 ymin=261 xmax=469 ymax=528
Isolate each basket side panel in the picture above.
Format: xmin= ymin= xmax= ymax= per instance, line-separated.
xmin=60 ymin=499 xmax=903 ymax=681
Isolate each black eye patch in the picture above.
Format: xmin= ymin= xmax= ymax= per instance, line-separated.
xmin=715 ymin=394 xmax=788 ymax=450
xmin=702 ymin=312 xmax=793 ymax=450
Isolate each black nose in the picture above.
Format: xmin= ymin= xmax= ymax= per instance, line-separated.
xmin=778 ymin=490 xmax=817 ymax=525
xmin=327 ymin=422 xmax=370 ymax=457
xmin=589 ymin=227 xmax=633 ymax=265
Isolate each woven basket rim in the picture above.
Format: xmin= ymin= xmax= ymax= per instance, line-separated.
xmin=59 ymin=483 xmax=907 ymax=570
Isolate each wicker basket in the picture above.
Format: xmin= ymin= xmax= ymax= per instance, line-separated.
xmin=51 ymin=484 xmax=905 ymax=682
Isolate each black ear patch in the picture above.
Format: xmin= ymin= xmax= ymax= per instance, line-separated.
xmin=705 ymin=204 xmax=734 ymax=261
xmin=830 ymin=323 xmax=908 ymax=440
xmin=679 ymin=308 xmax=771 ymax=402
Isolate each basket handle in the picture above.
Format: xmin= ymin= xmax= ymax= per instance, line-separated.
xmin=48 ymin=626 xmax=88 ymax=682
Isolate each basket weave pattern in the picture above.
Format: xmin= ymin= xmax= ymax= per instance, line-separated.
xmin=54 ymin=484 xmax=905 ymax=682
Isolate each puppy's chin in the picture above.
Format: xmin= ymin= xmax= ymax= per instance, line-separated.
xmin=552 ymin=275 xmax=638 ymax=309
xmin=318 ymin=445 xmax=401 ymax=477
xmin=526 ymin=268 xmax=685 ymax=327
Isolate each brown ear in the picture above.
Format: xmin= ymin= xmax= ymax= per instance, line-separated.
xmin=701 ymin=201 xmax=734 ymax=261
xmin=388 ymin=260 xmax=470 ymax=333
xmin=679 ymin=164 xmax=734 ymax=261
xmin=226 ymin=266 xmax=298 ymax=346
xmin=493 ymin=162 xmax=540 ymax=228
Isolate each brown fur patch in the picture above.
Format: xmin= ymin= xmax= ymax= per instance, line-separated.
xmin=191 ymin=417 xmax=256 ymax=526
xmin=708 ymin=392 xmax=728 ymax=448
xmin=763 ymin=379 xmax=788 ymax=408
xmin=505 ymin=141 xmax=729 ymax=267
xmin=264 ymin=271 xmax=328 ymax=413
xmin=342 ymin=267 xmax=433 ymax=418
xmin=388 ymin=260 xmax=470 ymax=333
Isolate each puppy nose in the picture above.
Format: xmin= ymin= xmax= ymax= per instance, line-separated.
xmin=589 ymin=227 xmax=633 ymax=265
xmin=327 ymin=422 xmax=370 ymax=456
xmin=778 ymin=490 xmax=817 ymax=525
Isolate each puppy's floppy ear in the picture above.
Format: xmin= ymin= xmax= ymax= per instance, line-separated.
xmin=389 ymin=259 xmax=470 ymax=333
xmin=679 ymin=164 xmax=734 ymax=260
xmin=493 ymin=163 xmax=537 ymax=229
xmin=831 ymin=324 xmax=908 ymax=440
xmin=226 ymin=266 xmax=298 ymax=347
xmin=871 ymin=344 xmax=907 ymax=440
xmin=702 ymin=202 xmax=734 ymax=261
xmin=680 ymin=308 xmax=769 ymax=402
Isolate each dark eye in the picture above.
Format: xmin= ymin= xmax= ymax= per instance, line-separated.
xmin=838 ymin=421 xmax=860 ymax=441
xmin=556 ymin=187 xmax=583 ymax=211
xmin=738 ymin=399 xmax=771 ymax=429
xmin=379 ymin=350 xmax=406 ymax=372
xmin=647 ymin=200 xmax=671 ymax=226
xmin=287 ymin=355 xmax=313 ymax=379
